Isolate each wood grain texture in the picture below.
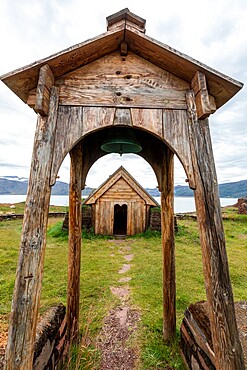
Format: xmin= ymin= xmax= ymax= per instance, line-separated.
xmin=163 ymin=109 xmax=196 ymax=189
xmin=35 ymin=64 xmax=55 ymax=116
xmin=106 ymin=9 xmax=146 ymax=33
xmin=1 ymin=20 xmax=242 ymax=111
xmin=50 ymin=106 xmax=116 ymax=185
xmin=82 ymin=106 xmax=115 ymax=135
xmin=114 ymin=108 xmax=132 ymax=126
xmin=131 ymin=108 xmax=162 ymax=137
xmin=186 ymin=90 xmax=245 ymax=370
xmin=85 ymin=166 xmax=157 ymax=207
xmin=95 ymin=200 xmax=112 ymax=235
xmin=50 ymin=106 xmax=83 ymax=185
xmin=1 ymin=28 xmax=123 ymax=103
xmin=4 ymin=87 xmax=59 ymax=370
xmin=57 ymin=52 xmax=189 ymax=109
xmin=160 ymin=148 xmax=176 ymax=342
xmin=191 ymin=71 xmax=211 ymax=119
xmin=67 ymin=143 xmax=82 ymax=343
xmin=85 ymin=167 xmax=157 ymax=235
xmin=125 ymin=25 xmax=242 ymax=109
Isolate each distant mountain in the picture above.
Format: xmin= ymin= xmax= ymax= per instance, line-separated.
xmin=218 ymin=180 xmax=247 ymax=198
xmin=146 ymin=180 xmax=247 ymax=198
xmin=174 ymin=180 xmax=247 ymax=198
xmin=0 ymin=176 xmax=69 ymax=195
xmin=145 ymin=188 xmax=160 ymax=197
xmin=0 ymin=176 xmax=246 ymax=199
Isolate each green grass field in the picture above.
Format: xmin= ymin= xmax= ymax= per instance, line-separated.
xmin=0 ymin=206 xmax=246 ymax=369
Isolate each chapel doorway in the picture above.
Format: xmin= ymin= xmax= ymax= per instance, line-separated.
xmin=113 ymin=204 xmax=127 ymax=235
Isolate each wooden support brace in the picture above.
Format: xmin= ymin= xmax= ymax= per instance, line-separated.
xmin=35 ymin=64 xmax=55 ymax=116
xmin=26 ymin=88 xmax=36 ymax=109
xmin=186 ymin=90 xmax=245 ymax=370
xmin=160 ymin=148 xmax=176 ymax=342
xmin=4 ymin=87 xmax=59 ymax=370
xmin=191 ymin=71 xmax=216 ymax=119
xmin=67 ymin=142 xmax=83 ymax=343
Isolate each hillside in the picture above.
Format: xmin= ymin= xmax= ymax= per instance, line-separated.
xmin=0 ymin=177 xmax=68 ymax=195
xmin=0 ymin=176 xmax=247 ymax=198
xmin=174 ymin=180 xmax=247 ymax=198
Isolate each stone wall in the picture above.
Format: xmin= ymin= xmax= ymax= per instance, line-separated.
xmin=236 ymin=197 xmax=247 ymax=214
xmin=63 ymin=206 xmax=180 ymax=233
xmin=149 ymin=209 xmax=161 ymax=231
xmin=150 ymin=209 xmax=178 ymax=232
xmin=0 ymin=212 xmax=65 ymax=222
xmin=33 ymin=304 xmax=67 ymax=369
xmin=62 ymin=206 xmax=92 ymax=230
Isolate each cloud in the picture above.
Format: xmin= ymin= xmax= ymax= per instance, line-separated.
xmin=0 ymin=0 xmax=246 ymax=188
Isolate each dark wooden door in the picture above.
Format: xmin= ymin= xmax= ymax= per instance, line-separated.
xmin=113 ymin=204 xmax=127 ymax=235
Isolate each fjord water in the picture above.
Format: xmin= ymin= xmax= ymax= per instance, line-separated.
xmin=0 ymin=195 xmax=238 ymax=214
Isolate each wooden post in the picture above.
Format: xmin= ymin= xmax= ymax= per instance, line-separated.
xmin=4 ymin=87 xmax=59 ymax=370
xmin=186 ymin=90 xmax=245 ymax=370
xmin=67 ymin=142 xmax=83 ymax=343
xmin=160 ymin=148 xmax=176 ymax=342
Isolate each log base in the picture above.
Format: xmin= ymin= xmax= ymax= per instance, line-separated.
xmin=180 ymin=301 xmax=247 ymax=370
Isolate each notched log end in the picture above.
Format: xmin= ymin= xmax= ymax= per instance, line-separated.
xmin=191 ymin=72 xmax=217 ymax=119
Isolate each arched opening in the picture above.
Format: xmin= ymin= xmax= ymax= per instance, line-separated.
xmin=2 ymin=5 xmax=244 ymax=367
xmin=113 ymin=204 xmax=127 ymax=235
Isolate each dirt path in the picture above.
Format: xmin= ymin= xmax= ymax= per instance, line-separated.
xmin=0 ymin=239 xmax=141 ymax=370
xmin=0 ymin=317 xmax=8 ymax=369
xmin=96 ymin=239 xmax=140 ymax=370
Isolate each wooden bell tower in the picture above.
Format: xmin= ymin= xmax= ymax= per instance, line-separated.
xmin=0 ymin=8 xmax=245 ymax=370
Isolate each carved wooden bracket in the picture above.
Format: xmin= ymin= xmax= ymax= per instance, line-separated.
xmin=120 ymin=41 xmax=128 ymax=56
xmin=191 ymin=71 xmax=216 ymax=119
xmin=27 ymin=64 xmax=55 ymax=116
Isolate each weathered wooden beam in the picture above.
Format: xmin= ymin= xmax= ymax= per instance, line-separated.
xmin=57 ymin=52 xmax=189 ymax=109
xmin=107 ymin=8 xmax=146 ymax=33
xmin=160 ymin=148 xmax=176 ymax=342
xmin=186 ymin=90 xmax=245 ymax=370
xmin=120 ymin=41 xmax=128 ymax=56
xmin=132 ymin=108 xmax=163 ymax=138
xmin=26 ymin=88 xmax=36 ymax=109
xmin=4 ymin=87 xmax=59 ymax=370
xmin=67 ymin=142 xmax=83 ymax=343
xmin=191 ymin=71 xmax=211 ymax=119
xmin=114 ymin=107 xmax=131 ymax=125
xmin=162 ymin=109 xmax=196 ymax=189
xmin=35 ymin=64 xmax=55 ymax=116
xmin=209 ymin=94 xmax=217 ymax=113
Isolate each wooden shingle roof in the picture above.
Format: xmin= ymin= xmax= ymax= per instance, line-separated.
xmin=84 ymin=166 xmax=159 ymax=207
xmin=0 ymin=8 xmax=243 ymax=110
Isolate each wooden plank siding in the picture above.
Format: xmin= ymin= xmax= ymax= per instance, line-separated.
xmin=50 ymin=105 xmax=196 ymax=190
xmin=99 ymin=178 xmax=146 ymax=235
xmin=100 ymin=178 xmax=144 ymax=201
xmin=85 ymin=167 xmax=157 ymax=236
xmin=56 ymin=52 xmax=189 ymax=109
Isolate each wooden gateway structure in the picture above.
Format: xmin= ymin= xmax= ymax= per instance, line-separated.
xmin=0 ymin=8 xmax=245 ymax=370
xmin=84 ymin=166 xmax=159 ymax=235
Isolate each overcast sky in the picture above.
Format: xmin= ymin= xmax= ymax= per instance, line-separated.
xmin=0 ymin=0 xmax=246 ymax=189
